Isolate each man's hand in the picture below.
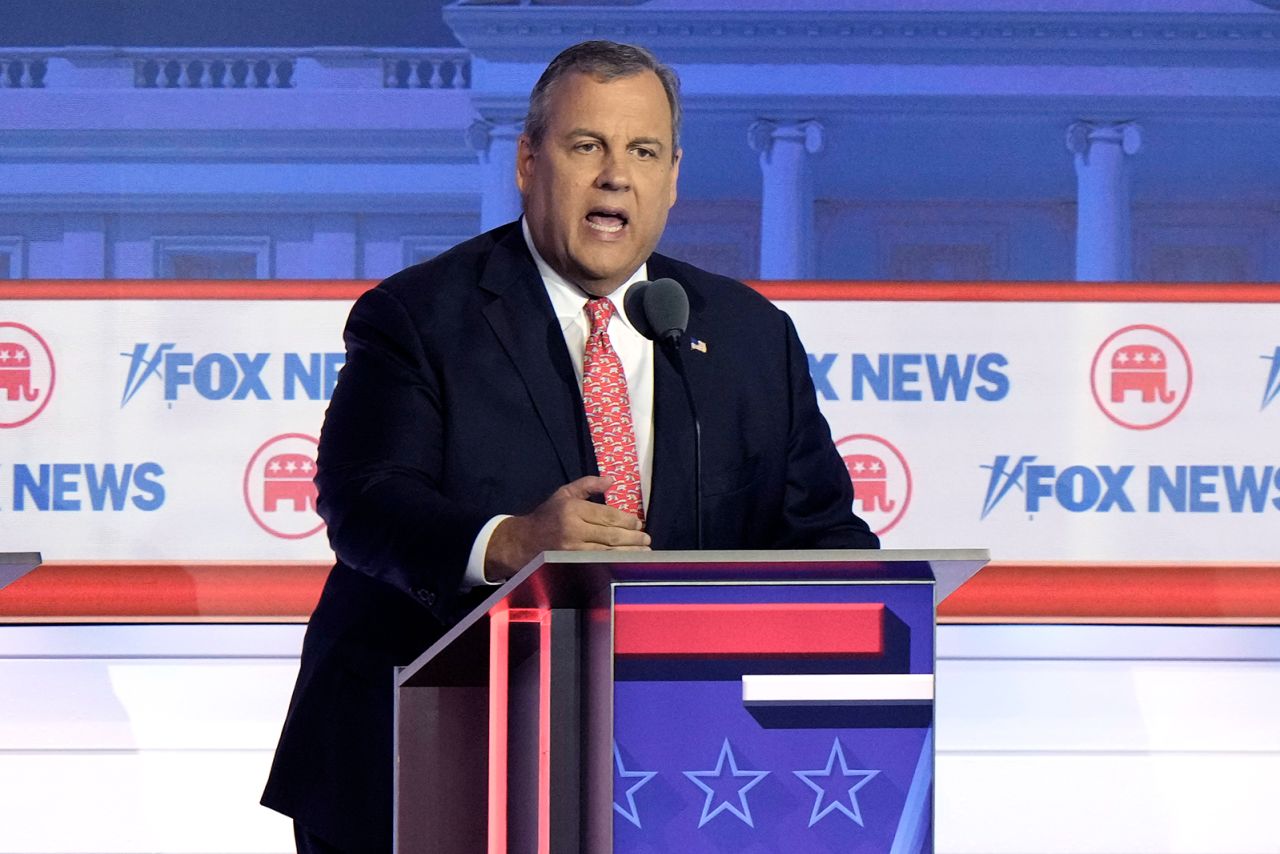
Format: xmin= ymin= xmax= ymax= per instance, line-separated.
xmin=484 ymin=476 xmax=650 ymax=582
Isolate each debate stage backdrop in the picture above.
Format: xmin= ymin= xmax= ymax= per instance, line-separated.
xmin=2 ymin=3 xmax=1280 ymax=854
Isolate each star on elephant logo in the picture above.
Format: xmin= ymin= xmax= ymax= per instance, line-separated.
xmin=1090 ymin=325 xmax=1192 ymax=430
xmin=834 ymin=433 xmax=912 ymax=538
xmin=0 ymin=321 xmax=55 ymax=429
xmin=243 ymin=433 xmax=325 ymax=540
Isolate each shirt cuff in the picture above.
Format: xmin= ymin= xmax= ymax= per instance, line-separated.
xmin=462 ymin=514 xmax=512 ymax=590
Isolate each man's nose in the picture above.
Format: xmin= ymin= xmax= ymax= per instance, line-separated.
xmin=595 ymin=152 xmax=632 ymax=191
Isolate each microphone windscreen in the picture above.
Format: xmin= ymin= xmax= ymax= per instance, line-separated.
xmin=623 ymin=280 xmax=657 ymax=340
xmin=644 ymin=278 xmax=689 ymax=340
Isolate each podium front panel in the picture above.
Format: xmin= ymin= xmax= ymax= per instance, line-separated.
xmin=611 ymin=581 xmax=935 ymax=853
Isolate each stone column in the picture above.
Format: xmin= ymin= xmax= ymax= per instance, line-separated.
xmin=1066 ymin=121 xmax=1142 ymax=282
xmin=748 ymin=119 xmax=824 ymax=279
xmin=468 ymin=118 xmax=524 ymax=233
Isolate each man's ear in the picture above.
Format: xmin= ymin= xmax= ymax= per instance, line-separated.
xmin=515 ymin=134 xmax=535 ymax=195
xmin=668 ymin=148 xmax=681 ymax=208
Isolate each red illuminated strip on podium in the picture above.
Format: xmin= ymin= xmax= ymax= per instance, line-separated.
xmin=0 ymin=562 xmax=327 ymax=620
xmin=2 ymin=563 xmax=1279 ymax=623
xmin=938 ymin=562 xmax=1280 ymax=623
xmin=613 ymin=603 xmax=885 ymax=657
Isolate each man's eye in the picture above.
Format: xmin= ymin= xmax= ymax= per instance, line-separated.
xmin=634 ymin=147 xmax=656 ymax=159
xmin=574 ymin=142 xmax=599 ymax=153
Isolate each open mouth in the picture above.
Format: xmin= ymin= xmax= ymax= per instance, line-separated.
xmin=585 ymin=208 xmax=629 ymax=234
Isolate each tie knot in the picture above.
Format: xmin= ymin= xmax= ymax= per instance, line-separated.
xmin=587 ymin=297 xmax=615 ymax=333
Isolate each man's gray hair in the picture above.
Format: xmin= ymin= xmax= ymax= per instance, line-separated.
xmin=524 ymin=40 xmax=682 ymax=156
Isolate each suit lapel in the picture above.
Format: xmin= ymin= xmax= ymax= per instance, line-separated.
xmin=479 ymin=226 xmax=591 ymax=484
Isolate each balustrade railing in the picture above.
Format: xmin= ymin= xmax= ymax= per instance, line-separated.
xmin=381 ymin=51 xmax=471 ymax=89
xmin=1 ymin=58 xmax=47 ymax=88
xmin=0 ymin=48 xmax=471 ymax=90
xmin=133 ymin=55 xmax=295 ymax=88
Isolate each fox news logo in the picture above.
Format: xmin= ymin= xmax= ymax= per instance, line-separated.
xmin=809 ymin=352 xmax=1009 ymax=402
xmin=2 ymin=462 xmax=165 ymax=511
xmin=1262 ymin=346 xmax=1280 ymax=412
xmin=120 ymin=343 xmax=344 ymax=406
xmin=980 ymin=455 xmax=1280 ymax=518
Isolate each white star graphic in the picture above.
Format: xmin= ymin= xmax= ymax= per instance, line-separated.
xmin=1134 ymin=351 xmax=1147 ymax=363
xmin=683 ymin=739 xmax=769 ymax=828
xmin=853 ymin=461 xmax=866 ymax=473
xmin=793 ymin=739 xmax=880 ymax=827
xmin=1150 ymin=352 xmax=1162 ymax=365
xmin=300 ymin=460 xmax=313 ymax=473
xmin=870 ymin=461 xmax=882 ymax=473
xmin=612 ymin=742 xmax=656 ymax=829
xmin=1116 ymin=351 xmax=1130 ymax=364
xmin=268 ymin=461 xmax=281 ymax=473
xmin=0 ymin=350 xmax=9 ymax=362
xmin=13 ymin=350 xmax=25 ymax=363
xmin=284 ymin=460 xmax=297 ymax=473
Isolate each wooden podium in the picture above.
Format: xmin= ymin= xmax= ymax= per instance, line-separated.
xmin=394 ymin=549 xmax=987 ymax=854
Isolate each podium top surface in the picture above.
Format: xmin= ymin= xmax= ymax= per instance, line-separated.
xmin=399 ymin=549 xmax=988 ymax=688
xmin=521 ymin=548 xmax=987 ymax=602
xmin=0 ymin=552 xmax=42 ymax=593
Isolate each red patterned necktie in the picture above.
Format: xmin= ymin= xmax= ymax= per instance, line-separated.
xmin=582 ymin=297 xmax=645 ymax=521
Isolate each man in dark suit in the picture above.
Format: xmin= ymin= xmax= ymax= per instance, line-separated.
xmin=262 ymin=40 xmax=877 ymax=852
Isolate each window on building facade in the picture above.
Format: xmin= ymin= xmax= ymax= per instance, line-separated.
xmin=153 ymin=238 xmax=270 ymax=279
xmin=0 ymin=238 xmax=23 ymax=279
xmin=1147 ymin=245 xmax=1252 ymax=283
xmin=889 ymin=243 xmax=994 ymax=281
xmin=402 ymin=236 xmax=469 ymax=268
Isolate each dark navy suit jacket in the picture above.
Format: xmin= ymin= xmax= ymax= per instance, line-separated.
xmin=261 ymin=221 xmax=877 ymax=851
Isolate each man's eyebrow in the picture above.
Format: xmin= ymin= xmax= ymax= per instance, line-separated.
xmin=562 ymin=128 xmax=667 ymax=151
xmin=629 ymin=136 xmax=666 ymax=151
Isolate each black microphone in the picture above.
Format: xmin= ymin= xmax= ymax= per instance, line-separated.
xmin=624 ymin=278 xmax=689 ymax=347
xmin=624 ymin=278 xmax=703 ymax=549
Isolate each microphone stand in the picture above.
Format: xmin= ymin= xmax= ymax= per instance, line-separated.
xmin=663 ymin=333 xmax=703 ymax=550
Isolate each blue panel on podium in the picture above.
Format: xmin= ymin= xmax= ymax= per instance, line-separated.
xmin=612 ymin=582 xmax=934 ymax=853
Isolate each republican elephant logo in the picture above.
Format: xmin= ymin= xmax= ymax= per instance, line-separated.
xmin=263 ymin=452 xmax=317 ymax=512
xmin=834 ymin=434 xmax=912 ymax=538
xmin=1110 ymin=344 xmax=1176 ymax=404
xmin=1091 ymin=325 xmax=1192 ymax=431
xmin=0 ymin=343 xmax=39 ymax=401
xmin=243 ymin=433 xmax=325 ymax=540
xmin=0 ymin=322 xmax=55 ymax=429
xmin=843 ymin=453 xmax=896 ymax=513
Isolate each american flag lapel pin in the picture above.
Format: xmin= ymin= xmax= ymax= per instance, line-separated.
xmin=689 ymin=337 xmax=708 ymax=354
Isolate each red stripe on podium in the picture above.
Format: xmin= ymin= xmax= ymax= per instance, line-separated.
xmin=613 ymin=603 xmax=885 ymax=657
xmin=3 ymin=562 xmax=1279 ymax=623
xmin=938 ymin=563 xmax=1280 ymax=622
xmin=0 ymin=562 xmax=328 ymax=620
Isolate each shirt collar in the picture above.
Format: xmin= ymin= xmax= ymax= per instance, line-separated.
xmin=521 ymin=217 xmax=648 ymax=333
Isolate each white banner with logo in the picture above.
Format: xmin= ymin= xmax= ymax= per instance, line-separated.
xmin=2 ymin=294 xmax=1277 ymax=562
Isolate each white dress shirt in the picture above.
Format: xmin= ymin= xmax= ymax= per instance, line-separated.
xmin=461 ymin=219 xmax=655 ymax=588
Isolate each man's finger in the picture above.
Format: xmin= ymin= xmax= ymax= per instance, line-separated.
xmin=559 ymin=475 xmax=612 ymax=501
xmin=581 ymin=523 xmax=651 ymax=548
xmin=577 ymin=500 xmax=645 ymax=530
